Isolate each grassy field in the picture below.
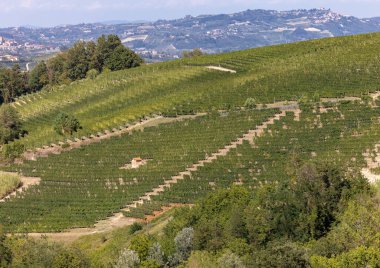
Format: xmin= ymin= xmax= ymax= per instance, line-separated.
xmin=0 ymin=172 xmax=21 ymax=199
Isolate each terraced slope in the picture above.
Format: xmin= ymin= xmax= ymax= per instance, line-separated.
xmin=3 ymin=33 xmax=380 ymax=234
xmin=126 ymin=101 xmax=380 ymax=218
xmin=9 ymin=32 xmax=380 ymax=151
xmin=1 ymin=110 xmax=276 ymax=232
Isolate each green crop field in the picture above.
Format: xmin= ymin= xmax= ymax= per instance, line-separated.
xmin=125 ymin=101 xmax=380 ymax=217
xmin=0 ymin=110 xmax=275 ymax=232
xmin=2 ymin=32 xmax=380 ymax=234
xmin=9 ymin=32 xmax=380 ymax=150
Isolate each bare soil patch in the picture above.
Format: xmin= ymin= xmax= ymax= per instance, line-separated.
xmin=206 ymin=66 xmax=237 ymax=73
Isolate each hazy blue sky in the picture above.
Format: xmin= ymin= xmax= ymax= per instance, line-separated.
xmin=1 ymin=0 xmax=380 ymax=27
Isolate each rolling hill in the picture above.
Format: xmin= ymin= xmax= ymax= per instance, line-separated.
xmin=0 ymin=32 xmax=380 ymax=234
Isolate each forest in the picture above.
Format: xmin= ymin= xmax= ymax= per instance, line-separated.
xmin=0 ymin=34 xmax=143 ymax=103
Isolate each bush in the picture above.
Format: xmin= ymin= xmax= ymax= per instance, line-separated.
xmin=182 ymin=48 xmax=203 ymax=58
xmin=218 ymin=250 xmax=245 ymax=268
xmin=187 ymin=251 xmax=218 ymax=268
xmin=310 ymin=246 xmax=380 ymax=268
xmin=52 ymin=247 xmax=90 ymax=268
xmin=115 ymin=249 xmax=140 ymax=268
xmin=130 ymin=235 xmax=153 ymax=261
xmin=53 ymin=112 xmax=81 ymax=135
xmin=251 ymin=240 xmax=309 ymax=268
xmin=0 ymin=226 xmax=12 ymax=267
xmin=244 ymin=98 xmax=257 ymax=109
xmin=86 ymin=69 xmax=99 ymax=80
xmin=129 ymin=222 xmax=143 ymax=234
xmin=175 ymin=227 xmax=194 ymax=261
xmin=2 ymin=141 xmax=25 ymax=160
xmin=148 ymin=242 xmax=164 ymax=266
xmin=140 ymin=259 xmax=161 ymax=268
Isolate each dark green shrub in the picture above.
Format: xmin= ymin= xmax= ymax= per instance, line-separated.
xmin=53 ymin=113 xmax=81 ymax=135
xmin=129 ymin=222 xmax=143 ymax=234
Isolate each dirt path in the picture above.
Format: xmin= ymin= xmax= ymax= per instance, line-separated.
xmin=24 ymin=204 xmax=184 ymax=243
xmin=23 ymin=114 xmax=205 ymax=161
xmin=122 ymin=110 xmax=290 ymax=210
xmin=0 ymin=173 xmax=40 ymax=202
xmin=320 ymin=96 xmax=361 ymax=103
xmin=207 ymin=66 xmax=237 ymax=73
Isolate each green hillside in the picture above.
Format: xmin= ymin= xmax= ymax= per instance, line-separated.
xmin=9 ymin=32 xmax=380 ymax=150
xmin=2 ymin=33 xmax=380 ymax=267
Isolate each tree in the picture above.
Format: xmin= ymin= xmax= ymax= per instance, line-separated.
xmin=0 ymin=65 xmax=27 ymax=103
xmin=91 ymin=35 xmax=108 ymax=72
xmin=292 ymin=162 xmax=351 ymax=239
xmin=29 ymin=61 xmax=49 ymax=91
xmin=65 ymin=41 xmax=91 ymax=81
xmin=0 ymin=105 xmax=23 ymax=144
xmin=175 ymin=227 xmax=194 ymax=261
xmin=105 ymin=45 xmax=143 ymax=71
xmin=53 ymin=112 xmax=81 ymax=135
xmin=47 ymin=53 xmax=67 ymax=85
xmin=182 ymin=48 xmax=204 ymax=58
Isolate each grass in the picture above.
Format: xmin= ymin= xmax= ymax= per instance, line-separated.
xmin=0 ymin=172 xmax=21 ymax=199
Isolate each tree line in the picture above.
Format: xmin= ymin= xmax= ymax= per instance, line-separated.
xmin=0 ymin=34 xmax=143 ymax=103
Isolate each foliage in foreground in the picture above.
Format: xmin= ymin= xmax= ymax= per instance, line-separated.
xmin=152 ymin=161 xmax=372 ymax=267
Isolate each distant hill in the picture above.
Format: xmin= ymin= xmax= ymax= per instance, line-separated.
xmin=1 ymin=8 xmax=380 ymax=61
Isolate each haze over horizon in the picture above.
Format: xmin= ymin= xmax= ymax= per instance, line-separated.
xmin=1 ymin=0 xmax=380 ymax=28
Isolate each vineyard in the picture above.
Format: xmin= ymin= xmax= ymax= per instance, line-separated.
xmin=7 ymin=32 xmax=380 ymax=150
xmin=1 ymin=32 xmax=380 ymax=234
xmin=0 ymin=110 xmax=276 ymax=232
xmin=125 ymin=101 xmax=380 ymax=217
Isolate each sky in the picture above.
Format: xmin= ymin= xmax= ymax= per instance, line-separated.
xmin=1 ymin=0 xmax=380 ymax=28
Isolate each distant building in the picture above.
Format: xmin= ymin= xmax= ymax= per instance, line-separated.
xmin=0 ymin=36 xmax=4 ymax=45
